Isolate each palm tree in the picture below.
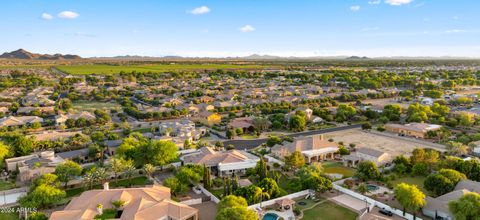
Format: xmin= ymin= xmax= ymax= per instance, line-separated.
xmin=124 ymin=164 xmax=136 ymax=187
xmin=94 ymin=167 xmax=109 ymax=186
xmin=143 ymin=164 xmax=156 ymax=182
xmin=109 ymin=157 xmax=127 ymax=183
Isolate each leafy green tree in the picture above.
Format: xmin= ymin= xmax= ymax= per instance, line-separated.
xmin=256 ymin=157 xmax=268 ymax=181
xmin=448 ymin=192 xmax=480 ymax=220
xmin=355 ymin=161 xmax=380 ymax=181
xmin=424 ymin=169 xmax=466 ymax=197
xmin=55 ymin=160 xmax=82 ymax=188
xmin=285 ymin=151 xmax=305 ymax=170
xmin=394 ymin=183 xmax=426 ymax=219
xmin=258 ymin=178 xmax=280 ymax=198
xmin=27 ymin=212 xmax=48 ymax=220
xmin=382 ymin=104 xmax=402 ymax=121
xmin=13 ymin=136 xmax=34 ymax=156
xmin=296 ymin=164 xmax=332 ymax=193
xmin=335 ymin=104 xmax=357 ymax=122
xmin=266 ymin=136 xmax=282 ymax=147
xmin=216 ymin=196 xmax=259 ymax=220
xmin=0 ymin=141 xmax=13 ymax=167
xmin=164 ymin=177 xmax=187 ymax=196
xmin=289 ymin=115 xmax=306 ymax=132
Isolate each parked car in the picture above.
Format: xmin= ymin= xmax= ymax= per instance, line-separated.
xmin=379 ymin=208 xmax=393 ymax=216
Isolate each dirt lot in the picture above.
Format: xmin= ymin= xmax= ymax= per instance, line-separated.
xmin=362 ymin=98 xmax=410 ymax=109
xmin=324 ymin=128 xmax=425 ymax=157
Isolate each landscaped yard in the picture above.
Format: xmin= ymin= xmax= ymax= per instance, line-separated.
xmin=73 ymin=100 xmax=121 ymax=112
xmin=301 ymin=200 xmax=358 ymax=220
xmin=0 ymin=180 xmax=16 ymax=191
xmin=0 ymin=212 xmax=20 ymax=220
xmin=389 ymin=175 xmax=427 ymax=193
xmin=322 ymin=162 xmax=356 ymax=178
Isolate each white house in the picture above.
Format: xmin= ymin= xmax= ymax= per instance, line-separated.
xmin=181 ymin=147 xmax=259 ymax=177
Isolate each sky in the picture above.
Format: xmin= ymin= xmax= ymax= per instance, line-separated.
xmin=1 ymin=0 xmax=479 ymax=58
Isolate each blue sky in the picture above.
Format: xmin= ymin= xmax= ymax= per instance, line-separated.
xmin=1 ymin=0 xmax=479 ymax=57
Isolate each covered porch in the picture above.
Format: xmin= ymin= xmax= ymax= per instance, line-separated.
xmin=302 ymin=147 xmax=338 ymax=163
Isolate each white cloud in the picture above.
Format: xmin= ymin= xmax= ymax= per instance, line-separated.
xmin=188 ymin=6 xmax=210 ymax=15
xmin=368 ymin=0 xmax=381 ymax=5
xmin=385 ymin=0 xmax=414 ymax=6
xmin=40 ymin=13 xmax=53 ymax=20
xmin=350 ymin=5 xmax=361 ymax=11
xmin=239 ymin=25 xmax=255 ymax=33
xmin=445 ymin=29 xmax=466 ymax=34
xmin=58 ymin=11 xmax=79 ymax=19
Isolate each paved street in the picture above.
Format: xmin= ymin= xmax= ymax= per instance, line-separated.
xmin=223 ymin=124 xmax=362 ymax=150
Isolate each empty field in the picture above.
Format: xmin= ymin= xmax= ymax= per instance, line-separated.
xmin=56 ymin=64 xmax=272 ymax=75
xmin=73 ymin=100 xmax=121 ymax=112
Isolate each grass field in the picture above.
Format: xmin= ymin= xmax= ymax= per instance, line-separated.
xmin=322 ymin=162 xmax=356 ymax=178
xmin=389 ymin=175 xmax=427 ymax=193
xmin=0 ymin=212 xmax=20 ymax=220
xmin=56 ymin=64 xmax=270 ymax=75
xmin=73 ymin=100 xmax=121 ymax=112
xmin=301 ymin=200 xmax=358 ymax=220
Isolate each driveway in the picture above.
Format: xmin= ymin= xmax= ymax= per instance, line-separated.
xmin=331 ymin=194 xmax=369 ymax=211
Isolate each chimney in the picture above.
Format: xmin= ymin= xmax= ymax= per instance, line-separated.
xmin=320 ymin=135 xmax=324 ymax=140
xmin=103 ymin=182 xmax=109 ymax=191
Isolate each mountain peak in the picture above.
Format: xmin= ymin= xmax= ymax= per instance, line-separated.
xmin=0 ymin=49 xmax=82 ymax=60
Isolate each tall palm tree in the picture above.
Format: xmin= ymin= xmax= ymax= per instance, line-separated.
xmin=143 ymin=164 xmax=156 ymax=182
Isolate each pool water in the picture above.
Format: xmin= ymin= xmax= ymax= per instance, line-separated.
xmin=263 ymin=213 xmax=279 ymax=220
xmin=367 ymin=184 xmax=379 ymax=191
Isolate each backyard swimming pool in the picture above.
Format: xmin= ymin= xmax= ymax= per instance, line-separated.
xmin=263 ymin=213 xmax=279 ymax=220
xmin=367 ymin=184 xmax=379 ymax=191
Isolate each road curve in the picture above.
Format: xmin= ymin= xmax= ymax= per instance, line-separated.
xmin=223 ymin=124 xmax=362 ymax=150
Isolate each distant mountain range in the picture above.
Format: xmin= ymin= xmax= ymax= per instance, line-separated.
xmin=0 ymin=49 xmax=476 ymax=60
xmin=0 ymin=49 xmax=81 ymax=60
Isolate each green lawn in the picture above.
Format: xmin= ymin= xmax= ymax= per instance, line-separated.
xmin=239 ymin=134 xmax=258 ymax=139
xmin=56 ymin=64 xmax=271 ymax=75
xmin=322 ymin=162 xmax=356 ymax=178
xmin=295 ymin=199 xmax=320 ymax=210
xmin=94 ymin=208 xmax=117 ymax=220
xmin=73 ymin=100 xmax=121 ymax=112
xmin=0 ymin=212 xmax=20 ymax=220
xmin=66 ymin=176 xmax=152 ymax=198
xmin=389 ymin=176 xmax=427 ymax=193
xmin=0 ymin=180 xmax=16 ymax=191
xmin=301 ymin=201 xmax=358 ymax=220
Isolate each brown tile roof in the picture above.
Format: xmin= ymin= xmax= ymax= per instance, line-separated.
xmin=49 ymin=185 xmax=197 ymax=220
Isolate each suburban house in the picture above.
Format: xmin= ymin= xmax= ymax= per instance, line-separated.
xmin=195 ymin=111 xmax=221 ymax=126
xmin=181 ymin=147 xmax=259 ymax=177
xmin=4 ymin=151 xmax=63 ymax=183
xmin=270 ymin=135 xmax=339 ymax=163
xmin=423 ymin=179 xmax=480 ymax=220
xmin=0 ymin=116 xmax=43 ymax=127
xmin=158 ymin=119 xmax=206 ymax=142
xmin=343 ymin=148 xmax=390 ymax=167
xmin=49 ymin=184 xmax=198 ymax=220
xmin=55 ymin=111 xmax=96 ymax=126
xmin=228 ymin=117 xmax=255 ymax=132
xmin=16 ymin=106 xmax=55 ymax=115
xmin=385 ymin=123 xmax=442 ymax=139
